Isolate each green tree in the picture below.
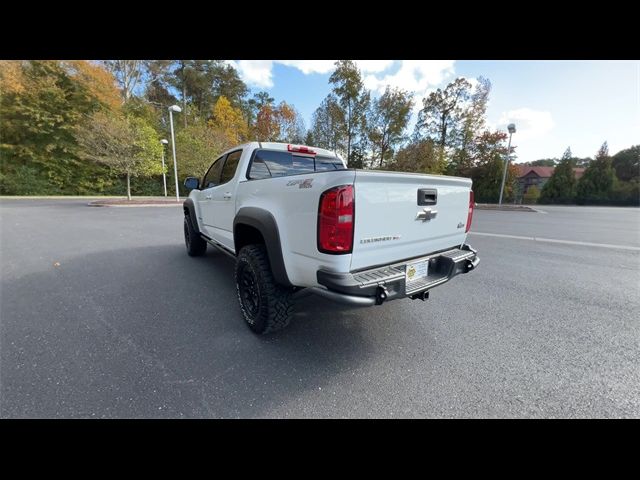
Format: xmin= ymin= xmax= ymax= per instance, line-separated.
xmin=175 ymin=122 xmax=230 ymax=182
xmin=469 ymin=131 xmax=516 ymax=203
xmin=449 ymin=77 xmax=491 ymax=175
xmin=366 ymin=86 xmax=414 ymax=168
xmin=310 ymin=94 xmax=346 ymax=154
xmin=539 ymin=147 xmax=576 ymax=204
xmin=329 ymin=60 xmax=370 ymax=164
xmin=74 ymin=112 xmax=163 ymax=200
xmin=161 ymin=60 xmax=248 ymax=127
xmin=611 ymin=145 xmax=639 ymax=181
xmin=523 ymin=185 xmax=541 ymax=204
xmin=388 ymin=139 xmax=444 ymax=174
xmin=530 ymin=158 xmax=558 ymax=166
xmin=576 ymin=142 xmax=615 ymax=204
xmin=415 ymin=77 xmax=472 ymax=166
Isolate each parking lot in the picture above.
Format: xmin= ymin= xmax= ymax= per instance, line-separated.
xmin=1 ymin=199 xmax=639 ymax=418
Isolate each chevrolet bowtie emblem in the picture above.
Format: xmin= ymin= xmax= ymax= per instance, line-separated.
xmin=415 ymin=207 xmax=438 ymax=222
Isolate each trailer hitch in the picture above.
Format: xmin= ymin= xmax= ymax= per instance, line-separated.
xmin=409 ymin=290 xmax=430 ymax=301
xmin=375 ymin=286 xmax=389 ymax=305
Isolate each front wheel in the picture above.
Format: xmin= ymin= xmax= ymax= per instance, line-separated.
xmin=235 ymin=244 xmax=293 ymax=334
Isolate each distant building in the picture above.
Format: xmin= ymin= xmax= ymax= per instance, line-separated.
xmin=516 ymin=165 xmax=586 ymax=196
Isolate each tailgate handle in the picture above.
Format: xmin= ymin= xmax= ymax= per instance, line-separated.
xmin=418 ymin=188 xmax=437 ymax=206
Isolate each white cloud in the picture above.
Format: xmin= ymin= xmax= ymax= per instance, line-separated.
xmin=498 ymin=108 xmax=555 ymax=141
xmin=362 ymin=60 xmax=454 ymax=93
xmin=231 ymin=60 xmax=274 ymax=88
xmin=228 ymin=60 xmax=456 ymax=103
xmin=276 ymin=60 xmax=336 ymax=74
xmin=355 ymin=60 xmax=395 ymax=73
xmin=362 ymin=60 xmax=456 ymax=113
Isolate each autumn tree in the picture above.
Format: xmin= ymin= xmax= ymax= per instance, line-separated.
xmin=253 ymin=101 xmax=305 ymax=143
xmin=576 ymin=142 xmax=615 ymax=204
xmin=103 ymin=60 xmax=147 ymax=102
xmin=74 ymin=112 xmax=163 ymax=200
xmin=246 ymin=91 xmax=275 ymax=128
xmin=539 ymin=147 xmax=577 ymax=204
xmin=277 ymin=102 xmax=306 ymax=143
xmin=329 ymin=60 xmax=370 ymax=164
xmin=209 ymin=96 xmax=248 ymax=145
xmin=0 ymin=60 xmax=122 ymax=194
xmin=366 ymin=86 xmax=414 ymax=168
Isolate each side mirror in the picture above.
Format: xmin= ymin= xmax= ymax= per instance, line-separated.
xmin=184 ymin=177 xmax=199 ymax=190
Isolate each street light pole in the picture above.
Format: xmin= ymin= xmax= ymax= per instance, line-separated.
xmin=160 ymin=139 xmax=169 ymax=197
xmin=498 ymin=123 xmax=516 ymax=206
xmin=168 ymin=105 xmax=182 ymax=203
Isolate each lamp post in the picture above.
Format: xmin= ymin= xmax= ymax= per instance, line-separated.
xmin=498 ymin=123 xmax=516 ymax=206
xmin=160 ymin=139 xmax=169 ymax=197
xmin=168 ymin=105 xmax=182 ymax=202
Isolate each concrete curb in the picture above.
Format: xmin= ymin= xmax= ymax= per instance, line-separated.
xmin=474 ymin=204 xmax=537 ymax=212
xmin=88 ymin=202 xmax=183 ymax=208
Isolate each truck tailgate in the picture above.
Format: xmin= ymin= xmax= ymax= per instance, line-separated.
xmin=350 ymin=170 xmax=471 ymax=271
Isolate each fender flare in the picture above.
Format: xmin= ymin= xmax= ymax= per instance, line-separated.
xmin=183 ymin=198 xmax=200 ymax=234
xmin=234 ymin=207 xmax=292 ymax=287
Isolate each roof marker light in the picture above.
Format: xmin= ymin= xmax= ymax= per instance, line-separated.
xmin=288 ymin=144 xmax=316 ymax=155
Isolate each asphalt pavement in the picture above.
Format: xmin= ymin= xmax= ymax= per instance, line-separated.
xmin=1 ymin=199 xmax=639 ymax=418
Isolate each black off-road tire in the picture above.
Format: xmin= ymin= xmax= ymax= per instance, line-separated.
xmin=184 ymin=215 xmax=207 ymax=256
xmin=235 ymin=244 xmax=294 ymax=334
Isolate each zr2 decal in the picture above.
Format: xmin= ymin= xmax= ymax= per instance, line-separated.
xmin=286 ymin=179 xmax=314 ymax=189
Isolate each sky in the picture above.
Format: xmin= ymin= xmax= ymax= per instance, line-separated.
xmin=228 ymin=60 xmax=639 ymax=164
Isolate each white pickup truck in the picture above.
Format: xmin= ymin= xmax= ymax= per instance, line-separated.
xmin=183 ymin=142 xmax=479 ymax=334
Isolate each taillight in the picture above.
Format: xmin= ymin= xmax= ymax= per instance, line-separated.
xmin=318 ymin=185 xmax=354 ymax=254
xmin=466 ymin=190 xmax=474 ymax=233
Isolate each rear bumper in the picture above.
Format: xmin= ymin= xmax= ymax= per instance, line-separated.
xmin=313 ymin=244 xmax=479 ymax=306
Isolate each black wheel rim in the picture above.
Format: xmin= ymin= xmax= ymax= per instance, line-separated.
xmin=238 ymin=264 xmax=260 ymax=319
xmin=184 ymin=219 xmax=191 ymax=249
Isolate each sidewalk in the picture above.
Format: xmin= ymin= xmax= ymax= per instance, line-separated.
xmin=88 ymin=197 xmax=185 ymax=207
xmin=474 ymin=203 xmax=537 ymax=212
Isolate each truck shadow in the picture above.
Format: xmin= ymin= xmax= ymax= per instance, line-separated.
xmin=2 ymin=243 xmax=411 ymax=418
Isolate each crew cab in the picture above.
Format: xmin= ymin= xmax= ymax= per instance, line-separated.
xmin=182 ymin=142 xmax=479 ymax=334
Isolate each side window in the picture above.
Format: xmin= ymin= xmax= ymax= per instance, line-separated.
xmin=315 ymin=157 xmax=345 ymax=171
xmin=201 ymin=155 xmax=225 ymax=189
xmin=249 ymin=156 xmax=271 ymax=180
xmin=219 ymin=150 xmax=242 ymax=185
xmin=248 ymin=150 xmax=315 ymax=179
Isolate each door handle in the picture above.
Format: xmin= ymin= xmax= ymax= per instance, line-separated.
xmin=205 ymin=194 xmax=212 ymax=200
xmin=223 ymin=192 xmax=232 ymax=200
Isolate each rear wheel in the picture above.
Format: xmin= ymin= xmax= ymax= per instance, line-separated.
xmin=235 ymin=244 xmax=293 ymax=334
xmin=184 ymin=215 xmax=207 ymax=256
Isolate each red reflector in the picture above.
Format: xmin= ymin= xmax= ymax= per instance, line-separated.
xmin=466 ymin=190 xmax=474 ymax=233
xmin=287 ymin=144 xmax=316 ymax=155
xmin=318 ymin=185 xmax=354 ymax=254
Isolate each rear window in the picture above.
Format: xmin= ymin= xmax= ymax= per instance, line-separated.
xmin=248 ymin=150 xmax=345 ymax=180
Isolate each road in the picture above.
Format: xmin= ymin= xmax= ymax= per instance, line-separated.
xmin=1 ymin=199 xmax=639 ymax=418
